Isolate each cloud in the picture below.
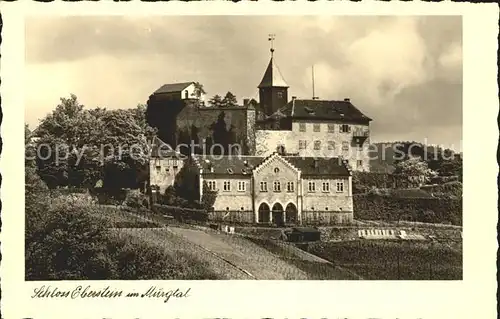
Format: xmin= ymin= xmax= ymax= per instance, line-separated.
xmin=25 ymin=16 xmax=462 ymax=147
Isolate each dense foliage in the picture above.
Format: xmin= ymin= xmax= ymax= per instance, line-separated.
xmin=369 ymin=141 xmax=462 ymax=179
xmin=32 ymin=94 xmax=155 ymax=190
xmin=353 ymin=194 xmax=462 ymax=225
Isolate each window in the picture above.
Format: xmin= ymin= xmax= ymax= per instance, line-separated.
xmin=237 ymin=181 xmax=246 ymax=192
xmin=357 ymin=160 xmax=363 ymax=168
xmin=207 ymin=181 xmax=216 ymax=191
xmin=173 ymin=165 xmax=178 ymax=169
xmin=336 ymin=181 xmax=344 ymax=192
xmin=274 ymin=167 xmax=280 ymax=174
xmin=340 ymin=124 xmax=351 ymax=133
xmin=328 ymin=141 xmax=335 ymax=150
xmin=328 ymin=124 xmax=335 ymax=133
xmin=273 ymin=181 xmax=281 ymax=192
xmin=155 ymin=166 xmax=161 ymax=173
xmin=299 ymin=123 xmax=306 ymax=132
xmin=165 ymin=167 xmax=170 ymax=173
xmin=322 ymin=182 xmax=330 ymax=192
xmin=277 ymin=91 xmax=283 ymax=98
xmin=287 ymin=182 xmax=295 ymax=192
xmin=314 ymin=140 xmax=321 ymax=150
xmin=342 ymin=141 xmax=349 ymax=151
xmin=260 ymin=181 xmax=268 ymax=192
xmin=325 ymin=207 xmax=329 ymax=211
xmin=313 ymin=123 xmax=321 ymax=132
xmin=308 ymin=181 xmax=316 ymax=192
xmin=299 ymin=140 xmax=307 ymax=150
xmin=241 ymin=207 xmax=244 ymax=211
xmin=223 ymin=181 xmax=231 ymax=191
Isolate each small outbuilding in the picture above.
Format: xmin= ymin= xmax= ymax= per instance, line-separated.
xmin=285 ymin=227 xmax=321 ymax=242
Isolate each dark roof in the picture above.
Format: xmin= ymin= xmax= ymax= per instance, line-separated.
xmin=193 ymin=153 xmax=350 ymax=177
xmin=258 ymin=57 xmax=289 ymax=88
xmin=150 ymin=136 xmax=186 ymax=159
xmin=153 ymin=82 xmax=194 ymax=94
xmin=277 ymin=99 xmax=371 ymax=122
xmin=194 ymin=155 xmax=264 ymax=176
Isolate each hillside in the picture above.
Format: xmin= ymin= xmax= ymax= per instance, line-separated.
xmin=369 ymin=141 xmax=462 ymax=175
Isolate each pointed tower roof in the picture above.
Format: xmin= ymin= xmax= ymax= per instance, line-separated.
xmin=258 ymin=56 xmax=289 ymax=88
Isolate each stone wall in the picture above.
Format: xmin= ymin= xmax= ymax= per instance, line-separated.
xmin=146 ymin=97 xmax=256 ymax=155
xmin=301 ymin=211 xmax=354 ymax=225
xmin=177 ymin=102 xmax=255 ymax=155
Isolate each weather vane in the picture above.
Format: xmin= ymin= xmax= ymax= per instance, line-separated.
xmin=268 ymin=34 xmax=276 ymax=56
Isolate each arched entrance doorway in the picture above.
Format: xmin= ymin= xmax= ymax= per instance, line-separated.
xmin=285 ymin=203 xmax=298 ymax=224
xmin=258 ymin=203 xmax=270 ymax=223
xmin=272 ymin=203 xmax=284 ymax=227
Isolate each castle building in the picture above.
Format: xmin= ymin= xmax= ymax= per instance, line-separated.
xmin=254 ymin=48 xmax=372 ymax=172
xmin=147 ymin=40 xmax=373 ymax=224
xmin=192 ymin=152 xmax=353 ymax=225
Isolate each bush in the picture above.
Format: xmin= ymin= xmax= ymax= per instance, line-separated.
xmin=353 ymin=194 xmax=462 ymax=225
xmin=124 ymin=189 xmax=148 ymax=209
xmin=352 ymin=172 xmax=414 ymax=194
xmin=426 ymin=181 xmax=462 ymax=198
xmin=26 ymin=199 xmax=116 ymax=280
xmin=107 ymin=234 xmax=220 ymax=280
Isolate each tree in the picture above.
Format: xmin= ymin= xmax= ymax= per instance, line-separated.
xmin=221 ymin=91 xmax=238 ymax=108
xmin=34 ymin=95 xmax=156 ymax=190
xmin=210 ymin=111 xmax=233 ymax=155
xmin=173 ymin=159 xmax=200 ymax=204
xmin=208 ymin=94 xmax=223 ymax=108
xmin=191 ymin=82 xmax=206 ymax=99
xmin=201 ymin=181 xmax=217 ymax=211
xmin=393 ymin=157 xmax=437 ymax=186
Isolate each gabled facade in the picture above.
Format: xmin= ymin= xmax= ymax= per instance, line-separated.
xmin=192 ymin=153 xmax=353 ymax=225
xmin=153 ymin=82 xmax=206 ymax=102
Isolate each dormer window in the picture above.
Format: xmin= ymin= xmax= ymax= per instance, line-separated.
xmin=227 ymin=168 xmax=234 ymax=174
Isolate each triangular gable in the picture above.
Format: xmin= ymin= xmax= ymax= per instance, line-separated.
xmin=253 ymin=152 xmax=301 ymax=176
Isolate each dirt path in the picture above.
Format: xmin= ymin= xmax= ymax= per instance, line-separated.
xmin=168 ymin=227 xmax=311 ymax=280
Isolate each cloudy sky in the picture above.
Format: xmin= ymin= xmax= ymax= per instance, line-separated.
xmin=25 ymin=16 xmax=462 ymax=149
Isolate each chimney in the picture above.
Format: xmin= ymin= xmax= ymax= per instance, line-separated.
xmin=344 ymin=98 xmax=350 ymax=102
xmin=243 ymin=99 xmax=249 ymax=107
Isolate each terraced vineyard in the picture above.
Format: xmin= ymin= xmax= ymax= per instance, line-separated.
xmin=304 ymin=239 xmax=462 ymax=280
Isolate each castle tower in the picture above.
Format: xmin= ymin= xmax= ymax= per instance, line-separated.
xmin=258 ymin=38 xmax=289 ymax=116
